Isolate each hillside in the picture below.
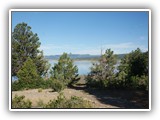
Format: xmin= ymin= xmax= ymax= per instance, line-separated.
xmin=45 ymin=54 xmax=126 ymax=60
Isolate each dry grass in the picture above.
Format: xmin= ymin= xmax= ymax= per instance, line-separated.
xmin=12 ymin=88 xmax=118 ymax=108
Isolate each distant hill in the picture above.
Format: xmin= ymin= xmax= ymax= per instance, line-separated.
xmin=45 ymin=54 xmax=100 ymax=60
xmin=115 ymin=54 xmax=126 ymax=59
xmin=45 ymin=53 xmax=127 ymax=60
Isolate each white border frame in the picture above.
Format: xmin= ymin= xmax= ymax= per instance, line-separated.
xmin=9 ymin=9 xmax=151 ymax=111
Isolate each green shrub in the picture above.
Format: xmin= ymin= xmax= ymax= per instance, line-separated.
xmin=43 ymin=79 xmax=53 ymax=89
xmin=51 ymin=80 xmax=65 ymax=92
xmin=12 ymin=78 xmax=55 ymax=91
xmin=38 ymin=88 xmax=43 ymax=92
xmin=45 ymin=93 xmax=92 ymax=108
xmin=66 ymin=96 xmax=92 ymax=108
xmin=130 ymin=75 xmax=148 ymax=90
xmin=36 ymin=99 xmax=45 ymax=108
xmin=12 ymin=81 xmax=23 ymax=91
xmin=12 ymin=94 xmax=32 ymax=108
xmin=14 ymin=58 xmax=45 ymax=90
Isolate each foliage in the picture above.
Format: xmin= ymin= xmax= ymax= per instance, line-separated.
xmin=86 ymin=48 xmax=149 ymax=90
xmin=12 ymin=80 xmax=23 ymax=91
xmin=86 ymin=49 xmax=117 ymax=88
xmin=38 ymin=88 xmax=43 ymax=92
xmin=12 ymin=94 xmax=32 ymax=108
xmin=128 ymin=49 xmax=148 ymax=77
xmin=17 ymin=57 xmax=41 ymax=89
xmin=117 ymin=48 xmax=149 ymax=90
xmin=45 ymin=93 xmax=92 ymax=108
xmin=36 ymin=99 xmax=45 ymax=108
xmin=130 ymin=75 xmax=149 ymax=90
xmin=51 ymin=79 xmax=65 ymax=92
xmin=12 ymin=78 xmax=54 ymax=91
xmin=12 ymin=22 xmax=49 ymax=76
xmin=50 ymin=52 xmax=80 ymax=87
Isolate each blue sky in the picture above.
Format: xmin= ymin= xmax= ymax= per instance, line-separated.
xmin=12 ymin=11 xmax=149 ymax=55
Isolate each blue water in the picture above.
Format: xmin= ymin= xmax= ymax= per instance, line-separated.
xmin=49 ymin=60 xmax=94 ymax=75
xmin=12 ymin=60 xmax=120 ymax=81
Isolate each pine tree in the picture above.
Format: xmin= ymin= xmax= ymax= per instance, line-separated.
xmin=51 ymin=53 xmax=80 ymax=87
xmin=12 ymin=22 xmax=49 ymax=76
xmin=86 ymin=49 xmax=117 ymax=88
xmin=17 ymin=57 xmax=40 ymax=89
xmin=117 ymin=48 xmax=149 ymax=89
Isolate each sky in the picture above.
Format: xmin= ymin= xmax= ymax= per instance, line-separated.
xmin=12 ymin=11 xmax=149 ymax=55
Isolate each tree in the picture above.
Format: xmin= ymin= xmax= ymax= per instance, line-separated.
xmin=12 ymin=22 xmax=49 ymax=76
xmin=50 ymin=53 xmax=80 ymax=87
xmin=17 ymin=57 xmax=40 ymax=89
xmin=118 ymin=48 xmax=148 ymax=78
xmin=86 ymin=49 xmax=117 ymax=88
xmin=128 ymin=48 xmax=148 ymax=77
xmin=116 ymin=54 xmax=130 ymax=85
xmin=117 ymin=48 xmax=149 ymax=89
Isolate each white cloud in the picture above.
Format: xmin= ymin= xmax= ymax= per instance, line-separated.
xmin=39 ymin=42 xmax=148 ymax=55
xmin=101 ymin=42 xmax=148 ymax=54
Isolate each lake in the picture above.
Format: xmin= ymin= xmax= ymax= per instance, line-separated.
xmin=49 ymin=60 xmax=95 ymax=75
xmin=12 ymin=60 xmax=120 ymax=81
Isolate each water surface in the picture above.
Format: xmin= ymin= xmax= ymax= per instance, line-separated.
xmin=49 ymin=60 xmax=95 ymax=75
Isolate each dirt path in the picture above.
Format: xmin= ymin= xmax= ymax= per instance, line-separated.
xmin=12 ymin=88 xmax=118 ymax=108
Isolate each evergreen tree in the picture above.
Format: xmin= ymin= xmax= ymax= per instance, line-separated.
xmin=51 ymin=53 xmax=80 ymax=87
xmin=118 ymin=48 xmax=148 ymax=79
xmin=86 ymin=49 xmax=117 ymax=88
xmin=128 ymin=48 xmax=148 ymax=77
xmin=117 ymin=48 xmax=149 ymax=89
xmin=12 ymin=22 xmax=49 ymax=76
xmin=116 ymin=54 xmax=129 ymax=85
xmin=17 ymin=57 xmax=40 ymax=89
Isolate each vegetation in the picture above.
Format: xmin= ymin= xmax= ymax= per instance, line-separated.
xmin=45 ymin=93 xmax=92 ymax=108
xmin=11 ymin=22 xmax=149 ymax=109
xmin=86 ymin=49 xmax=117 ymax=88
xmin=12 ymin=58 xmax=53 ymax=91
xmin=117 ymin=48 xmax=149 ymax=90
xmin=12 ymin=78 xmax=54 ymax=91
xmin=12 ymin=22 xmax=49 ymax=76
xmin=16 ymin=57 xmax=42 ymax=89
xmin=50 ymin=53 xmax=80 ymax=88
xmin=12 ymin=93 xmax=92 ymax=108
xmin=51 ymin=79 xmax=65 ymax=92
xmin=86 ymin=48 xmax=149 ymax=90
xmin=38 ymin=88 xmax=43 ymax=92
xmin=12 ymin=94 xmax=32 ymax=108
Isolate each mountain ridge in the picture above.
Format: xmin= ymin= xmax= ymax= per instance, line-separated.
xmin=45 ymin=54 xmax=126 ymax=60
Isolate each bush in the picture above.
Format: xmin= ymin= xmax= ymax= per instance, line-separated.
xmin=130 ymin=75 xmax=148 ymax=90
xmin=12 ymin=78 xmax=55 ymax=91
xmin=51 ymin=80 xmax=65 ymax=92
xmin=45 ymin=93 xmax=92 ymax=108
xmin=12 ymin=94 xmax=32 ymax=108
xmin=16 ymin=58 xmax=43 ymax=90
xmin=12 ymin=81 xmax=24 ymax=91
xmin=43 ymin=79 xmax=53 ymax=89
xmin=38 ymin=88 xmax=43 ymax=92
xmin=36 ymin=99 xmax=45 ymax=108
xmin=66 ymin=96 xmax=92 ymax=108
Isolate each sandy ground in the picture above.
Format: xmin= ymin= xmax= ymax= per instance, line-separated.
xmin=12 ymin=88 xmax=118 ymax=108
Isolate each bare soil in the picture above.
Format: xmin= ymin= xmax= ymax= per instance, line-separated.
xmin=12 ymin=88 xmax=119 ymax=108
xmin=12 ymin=88 xmax=148 ymax=108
